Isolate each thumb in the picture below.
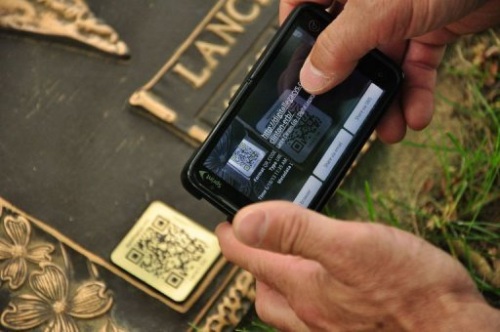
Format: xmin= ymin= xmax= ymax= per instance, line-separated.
xmin=232 ymin=201 xmax=386 ymax=272
xmin=233 ymin=201 xmax=337 ymax=259
xmin=300 ymin=0 xmax=487 ymax=94
xmin=300 ymin=1 xmax=407 ymax=94
xmin=231 ymin=201 xmax=444 ymax=287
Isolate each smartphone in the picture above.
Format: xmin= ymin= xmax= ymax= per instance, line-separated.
xmin=182 ymin=4 xmax=403 ymax=217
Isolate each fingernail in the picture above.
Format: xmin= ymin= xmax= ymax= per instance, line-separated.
xmin=233 ymin=208 xmax=268 ymax=247
xmin=301 ymin=57 xmax=333 ymax=93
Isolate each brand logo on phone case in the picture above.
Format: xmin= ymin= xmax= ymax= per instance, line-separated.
xmin=199 ymin=171 xmax=222 ymax=189
xmin=308 ymin=20 xmax=321 ymax=32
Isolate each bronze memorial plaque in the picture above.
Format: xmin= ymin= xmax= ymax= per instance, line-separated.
xmin=1 ymin=0 xmax=279 ymax=330
xmin=130 ymin=0 xmax=280 ymax=144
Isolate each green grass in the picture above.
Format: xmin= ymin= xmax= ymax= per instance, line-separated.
xmin=235 ymin=320 xmax=278 ymax=332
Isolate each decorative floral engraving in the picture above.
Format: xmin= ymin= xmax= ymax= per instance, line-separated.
xmin=201 ymin=270 xmax=256 ymax=332
xmin=1 ymin=262 xmax=113 ymax=331
xmin=0 ymin=0 xmax=129 ymax=56
xmin=0 ymin=215 xmax=54 ymax=290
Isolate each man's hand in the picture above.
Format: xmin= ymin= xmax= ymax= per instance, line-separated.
xmin=280 ymin=0 xmax=500 ymax=143
xmin=216 ymin=201 xmax=500 ymax=331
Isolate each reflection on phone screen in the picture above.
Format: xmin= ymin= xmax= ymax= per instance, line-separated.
xmin=203 ymin=26 xmax=384 ymax=207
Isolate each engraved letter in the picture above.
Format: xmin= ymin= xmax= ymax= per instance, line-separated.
xmin=195 ymin=40 xmax=230 ymax=69
xmin=225 ymin=0 xmax=260 ymax=23
xmin=173 ymin=41 xmax=229 ymax=88
xmin=172 ymin=64 xmax=211 ymax=88
xmin=206 ymin=12 xmax=245 ymax=44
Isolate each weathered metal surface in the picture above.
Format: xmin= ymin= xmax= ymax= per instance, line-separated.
xmin=0 ymin=0 xmax=278 ymax=330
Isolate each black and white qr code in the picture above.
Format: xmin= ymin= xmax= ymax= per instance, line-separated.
xmin=125 ymin=217 xmax=208 ymax=289
xmin=286 ymin=112 xmax=323 ymax=153
xmin=228 ymin=138 xmax=266 ymax=177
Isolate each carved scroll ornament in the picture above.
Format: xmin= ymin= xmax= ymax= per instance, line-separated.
xmin=0 ymin=0 xmax=129 ymax=56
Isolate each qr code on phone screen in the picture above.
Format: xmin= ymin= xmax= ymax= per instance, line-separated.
xmin=228 ymin=138 xmax=266 ymax=177
xmin=125 ymin=217 xmax=208 ymax=289
xmin=286 ymin=112 xmax=323 ymax=153
xmin=256 ymin=92 xmax=331 ymax=163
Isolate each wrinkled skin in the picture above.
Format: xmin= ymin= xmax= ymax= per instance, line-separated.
xmin=217 ymin=202 xmax=500 ymax=331
xmin=279 ymin=0 xmax=500 ymax=143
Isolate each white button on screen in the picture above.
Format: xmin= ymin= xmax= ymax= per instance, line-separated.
xmin=344 ymin=83 xmax=383 ymax=134
xmin=293 ymin=176 xmax=322 ymax=207
xmin=313 ymin=129 xmax=353 ymax=181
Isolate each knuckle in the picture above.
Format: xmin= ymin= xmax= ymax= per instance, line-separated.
xmin=254 ymin=297 xmax=291 ymax=331
xmin=245 ymin=255 xmax=268 ymax=278
xmin=333 ymin=222 xmax=374 ymax=250
xmin=311 ymin=30 xmax=339 ymax=73
xmin=277 ymin=209 xmax=312 ymax=255
xmin=254 ymin=295 xmax=269 ymax=320
xmin=290 ymin=298 xmax=328 ymax=330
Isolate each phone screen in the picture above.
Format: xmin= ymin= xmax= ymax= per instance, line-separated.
xmin=200 ymin=25 xmax=385 ymax=208
xmin=183 ymin=5 xmax=402 ymax=215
